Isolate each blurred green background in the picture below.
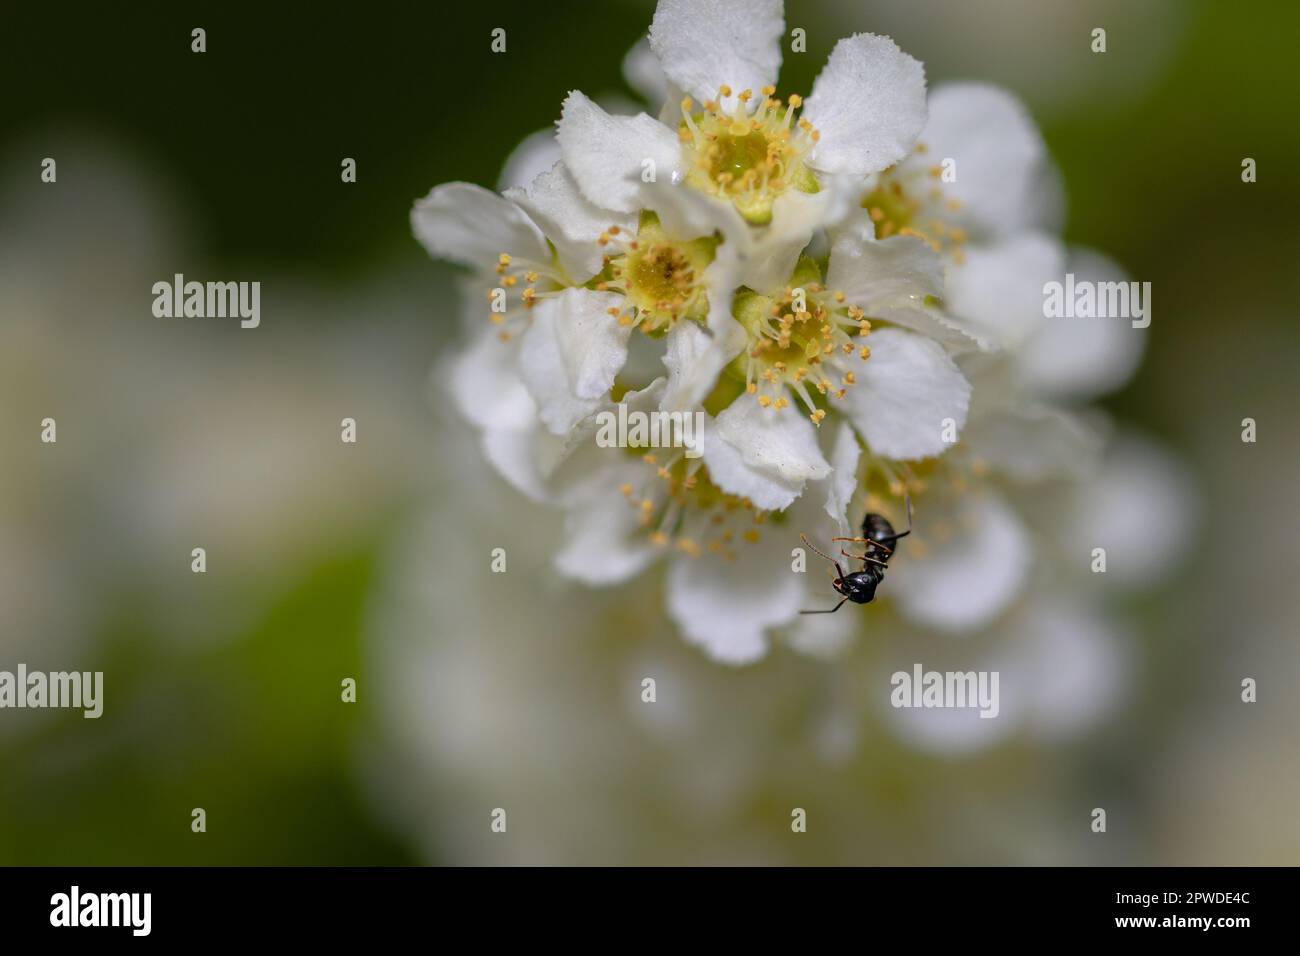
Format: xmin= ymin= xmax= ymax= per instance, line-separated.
xmin=1 ymin=0 xmax=1297 ymax=864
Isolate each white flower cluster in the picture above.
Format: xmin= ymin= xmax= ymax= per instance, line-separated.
xmin=412 ymin=0 xmax=1154 ymax=664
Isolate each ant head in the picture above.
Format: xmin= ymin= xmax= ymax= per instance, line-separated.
xmin=835 ymin=570 xmax=879 ymax=605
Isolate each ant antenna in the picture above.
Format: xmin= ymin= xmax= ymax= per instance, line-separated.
xmin=800 ymin=533 xmax=844 ymax=578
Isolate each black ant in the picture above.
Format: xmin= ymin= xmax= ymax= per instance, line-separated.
xmin=799 ymin=495 xmax=912 ymax=614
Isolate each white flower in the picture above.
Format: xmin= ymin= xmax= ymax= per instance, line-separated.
xmin=557 ymin=0 xmax=927 ymax=291
xmin=415 ymin=168 xmax=974 ymax=522
xmin=544 ymin=387 xmax=862 ymax=663
xmin=845 ymin=82 xmax=1145 ymax=405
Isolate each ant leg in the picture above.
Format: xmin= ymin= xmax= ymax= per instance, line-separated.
xmin=841 ymin=549 xmax=889 ymax=568
xmin=833 ymin=535 xmax=893 ymax=555
xmin=876 ymin=494 xmax=915 ymax=544
xmin=800 ymin=597 xmax=849 ymax=615
xmin=801 ymin=533 xmax=845 ymax=579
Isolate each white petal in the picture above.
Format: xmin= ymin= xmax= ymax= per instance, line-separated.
xmin=1065 ymin=431 xmax=1195 ymax=590
xmin=701 ymin=417 xmax=803 ymax=511
xmin=505 ymin=162 xmax=635 ymax=282
xmin=871 ymin=304 xmax=990 ymax=353
xmin=648 ymin=0 xmax=783 ymax=111
xmin=884 ymin=699 xmax=1015 ymax=754
xmin=1017 ymin=602 xmax=1126 ymax=741
xmin=961 ymin=402 xmax=1103 ymax=482
xmin=785 ymin=606 xmax=858 ymax=659
xmin=661 ymin=320 xmax=735 ymax=413
xmin=443 ymin=330 xmax=570 ymax=502
xmin=803 ymin=33 xmax=927 ymax=176
xmin=411 ymin=182 xmax=547 ymax=271
xmin=497 ymin=129 xmax=562 ymax=192
xmin=1021 ymin=247 xmax=1147 ymax=400
xmin=480 ymin=420 xmax=559 ymax=504
xmin=702 ymin=397 xmax=832 ymax=509
xmin=445 ymin=329 xmax=533 ymax=431
xmin=823 ymin=422 xmax=860 ymax=533
xmin=555 ymin=465 xmax=660 ymax=585
xmin=546 ymin=379 xmax=668 ymax=504
xmin=838 ymin=327 xmax=971 ymax=459
xmin=640 ymin=172 xmax=747 ymax=245
xmin=945 ymin=232 xmax=1064 ymax=349
xmin=921 ymin=83 xmax=1049 ymax=237
xmin=622 ymin=37 xmax=670 ymax=110
xmin=827 ymin=233 xmax=944 ymax=306
xmin=556 ymin=91 xmax=681 ymax=214
xmin=665 ymin=538 xmax=802 ymax=664
xmin=714 ymin=397 xmax=832 ymax=484
xmin=700 ymin=248 xmax=749 ymax=352
xmin=519 ymin=289 xmax=632 ymax=434
xmin=890 ymin=493 xmax=1030 ymax=632
xmin=737 ymin=186 xmax=853 ymax=291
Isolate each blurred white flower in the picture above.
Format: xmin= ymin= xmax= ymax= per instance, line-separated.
xmin=1 ymin=134 xmax=435 ymax=658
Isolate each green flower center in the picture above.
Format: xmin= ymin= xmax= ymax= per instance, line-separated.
xmin=725 ymin=257 xmax=874 ymax=425
xmin=592 ymin=212 xmax=715 ymax=334
xmin=861 ymin=147 xmax=969 ymax=260
xmin=678 ymin=86 xmax=820 ymax=226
